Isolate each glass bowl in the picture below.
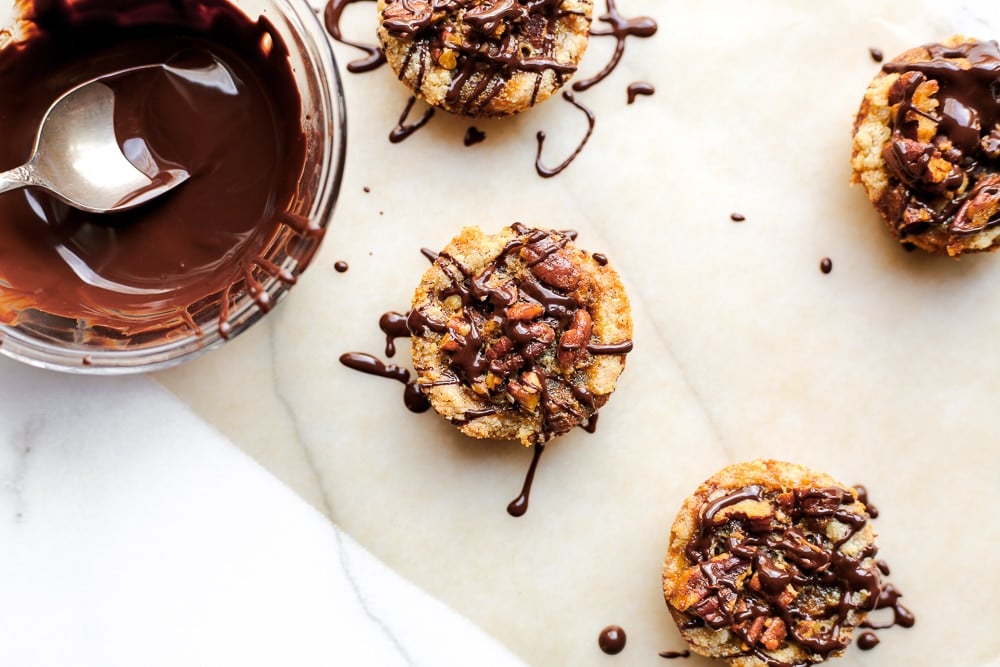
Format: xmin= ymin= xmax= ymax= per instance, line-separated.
xmin=0 ymin=0 xmax=345 ymax=374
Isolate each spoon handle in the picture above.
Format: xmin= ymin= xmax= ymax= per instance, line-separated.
xmin=0 ymin=164 xmax=36 ymax=196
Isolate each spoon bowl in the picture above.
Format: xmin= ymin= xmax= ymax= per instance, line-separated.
xmin=0 ymin=66 xmax=190 ymax=213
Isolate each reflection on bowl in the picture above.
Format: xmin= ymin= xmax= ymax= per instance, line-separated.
xmin=0 ymin=0 xmax=345 ymax=373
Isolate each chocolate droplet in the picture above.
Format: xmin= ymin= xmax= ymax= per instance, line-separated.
xmin=598 ymin=625 xmax=626 ymax=655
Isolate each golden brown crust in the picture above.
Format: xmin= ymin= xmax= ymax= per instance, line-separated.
xmin=663 ymin=460 xmax=879 ymax=667
xmin=376 ymin=0 xmax=593 ymax=118
xmin=851 ymin=36 xmax=1000 ymax=256
xmin=410 ymin=224 xmax=631 ymax=444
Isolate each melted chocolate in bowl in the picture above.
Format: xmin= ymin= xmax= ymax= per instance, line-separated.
xmin=0 ymin=0 xmax=344 ymax=372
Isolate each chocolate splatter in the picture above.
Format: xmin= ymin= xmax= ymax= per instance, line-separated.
xmin=869 ymin=47 xmax=883 ymax=63
xmin=334 ymin=260 xmax=350 ymax=273
xmin=730 ymin=212 xmax=746 ymax=222
xmin=658 ymin=650 xmax=690 ymax=659
xmin=820 ymin=257 xmax=833 ymax=274
xmin=627 ymin=81 xmax=655 ymax=104
xmin=598 ymin=625 xmax=627 ymax=655
xmin=464 ymin=126 xmax=487 ymax=146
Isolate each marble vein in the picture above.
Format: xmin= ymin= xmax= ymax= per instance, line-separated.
xmin=266 ymin=314 xmax=337 ymax=519
xmin=3 ymin=413 xmax=42 ymax=523
xmin=333 ymin=527 xmax=416 ymax=667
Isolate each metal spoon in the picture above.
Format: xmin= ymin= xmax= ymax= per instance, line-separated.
xmin=0 ymin=66 xmax=189 ymax=214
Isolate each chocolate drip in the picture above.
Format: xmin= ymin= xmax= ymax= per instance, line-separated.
xmin=340 ymin=350 xmax=409 ymax=382
xmin=535 ymin=92 xmax=596 ymax=177
xmin=507 ymin=443 xmax=545 ymax=517
xmin=730 ymin=212 xmax=746 ymax=222
xmin=597 ymin=625 xmax=626 ymax=655
xmin=819 ymin=257 xmax=833 ymax=274
xmin=592 ymin=253 xmax=608 ymax=265
xmin=579 ymin=412 xmax=599 ymax=433
xmin=855 ymin=583 xmax=915 ymax=653
xmin=869 ymin=47 xmax=884 ymax=63
xmin=323 ymin=0 xmax=387 ymax=72
xmin=854 ymin=484 xmax=879 ymax=519
xmin=334 ymin=260 xmax=350 ymax=273
xmin=658 ymin=649 xmax=690 ymax=659
xmin=862 ymin=583 xmax=915 ymax=629
xmin=339 ymin=352 xmax=430 ymax=412
xmin=390 ymin=95 xmax=436 ymax=143
xmin=572 ymin=0 xmax=657 ymax=92
xmin=379 ymin=310 xmax=411 ymax=357
xmin=421 ymin=247 xmax=440 ymax=263
xmin=626 ymin=81 xmax=655 ymax=104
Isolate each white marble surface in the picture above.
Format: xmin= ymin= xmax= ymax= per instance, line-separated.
xmin=145 ymin=0 xmax=999 ymax=665
xmin=0 ymin=358 xmax=527 ymax=666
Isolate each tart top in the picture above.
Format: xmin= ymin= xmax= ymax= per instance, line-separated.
xmin=409 ymin=224 xmax=632 ymax=444
xmin=377 ymin=0 xmax=593 ymax=117
xmin=852 ymin=36 xmax=1000 ymax=254
xmin=664 ymin=460 xmax=880 ymax=666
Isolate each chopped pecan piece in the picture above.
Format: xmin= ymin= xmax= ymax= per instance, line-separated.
xmin=489 ymin=353 xmax=525 ymax=377
xmin=951 ymin=176 xmax=1000 ymax=234
xmin=382 ymin=0 xmax=434 ymax=34
xmin=506 ymin=302 xmax=545 ymax=321
xmin=558 ymin=309 xmax=592 ymax=366
xmin=760 ymin=618 xmax=787 ymax=651
xmin=530 ymin=251 xmax=582 ymax=290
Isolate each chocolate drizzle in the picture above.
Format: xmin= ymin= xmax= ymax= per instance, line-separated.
xmin=380 ymin=0 xmax=583 ymax=116
xmin=338 ymin=352 xmax=431 ymax=412
xmin=321 ymin=0 xmax=657 ymax=176
xmin=677 ymin=484 xmax=886 ymax=663
xmin=413 ymin=225 xmax=632 ymax=441
xmin=535 ymin=92 xmax=595 ymax=177
xmin=878 ymin=40 xmax=1000 ymax=239
xmin=323 ymin=0 xmax=387 ymax=72
xmin=379 ymin=310 xmax=411 ymax=357
xmin=854 ymin=484 xmax=879 ymax=519
xmin=390 ymin=95 xmax=436 ymax=143
xmin=572 ymin=0 xmax=657 ymax=92
xmin=507 ymin=443 xmax=545 ymax=517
